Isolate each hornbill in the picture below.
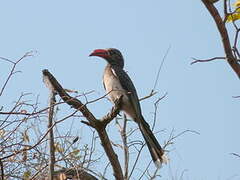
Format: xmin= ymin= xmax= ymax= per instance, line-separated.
xmin=89 ymin=48 xmax=168 ymax=167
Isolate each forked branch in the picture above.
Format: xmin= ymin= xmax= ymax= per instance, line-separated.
xmin=201 ymin=0 xmax=240 ymax=78
xmin=42 ymin=69 xmax=124 ymax=180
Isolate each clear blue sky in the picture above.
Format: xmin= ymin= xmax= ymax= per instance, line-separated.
xmin=1 ymin=0 xmax=240 ymax=179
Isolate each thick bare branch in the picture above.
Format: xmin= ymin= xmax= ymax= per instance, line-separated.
xmin=48 ymin=92 xmax=56 ymax=180
xmin=42 ymin=69 xmax=124 ymax=180
xmin=201 ymin=0 xmax=240 ymax=78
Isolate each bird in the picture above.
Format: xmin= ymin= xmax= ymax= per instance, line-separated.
xmin=89 ymin=48 xmax=168 ymax=167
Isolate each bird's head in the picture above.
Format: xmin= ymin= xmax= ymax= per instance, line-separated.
xmin=89 ymin=48 xmax=124 ymax=68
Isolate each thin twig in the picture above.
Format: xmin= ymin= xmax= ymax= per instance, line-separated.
xmin=1 ymin=110 xmax=78 ymax=161
xmin=191 ymin=57 xmax=225 ymax=65
xmin=152 ymin=92 xmax=168 ymax=131
xmin=139 ymin=160 xmax=152 ymax=180
xmin=230 ymin=153 xmax=240 ymax=158
xmin=128 ymin=143 xmax=145 ymax=179
xmin=139 ymin=91 xmax=157 ymax=101
xmin=163 ymin=129 xmax=200 ymax=149
xmin=232 ymin=95 xmax=240 ymax=98
xmin=122 ymin=114 xmax=129 ymax=180
xmin=0 ymin=51 xmax=35 ymax=96
xmin=0 ymin=57 xmax=15 ymax=64
xmin=152 ymin=45 xmax=171 ymax=92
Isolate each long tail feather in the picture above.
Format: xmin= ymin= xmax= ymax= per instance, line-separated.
xmin=137 ymin=115 xmax=168 ymax=167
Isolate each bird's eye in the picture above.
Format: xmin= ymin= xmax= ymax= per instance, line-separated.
xmin=108 ymin=49 xmax=123 ymax=61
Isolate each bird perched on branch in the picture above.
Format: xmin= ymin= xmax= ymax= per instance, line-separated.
xmin=89 ymin=48 xmax=168 ymax=167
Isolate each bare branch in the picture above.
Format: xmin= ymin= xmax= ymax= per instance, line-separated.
xmin=230 ymin=153 xmax=240 ymax=159
xmin=128 ymin=143 xmax=145 ymax=179
xmin=139 ymin=91 xmax=157 ymax=101
xmin=232 ymin=95 xmax=240 ymax=98
xmin=0 ymin=51 xmax=35 ymax=96
xmin=100 ymin=95 xmax=123 ymax=127
xmin=152 ymin=92 xmax=168 ymax=131
xmin=1 ymin=110 xmax=78 ymax=161
xmin=152 ymin=45 xmax=171 ymax=91
xmin=201 ymin=0 xmax=240 ymax=78
xmin=163 ymin=129 xmax=200 ymax=149
xmin=224 ymin=0 xmax=228 ymax=17
xmin=191 ymin=57 xmax=226 ymax=65
xmin=116 ymin=114 xmax=129 ymax=180
xmin=0 ymin=57 xmax=15 ymax=64
xmin=42 ymin=69 xmax=124 ymax=180
xmin=139 ymin=160 xmax=152 ymax=180
xmin=48 ymin=91 xmax=56 ymax=180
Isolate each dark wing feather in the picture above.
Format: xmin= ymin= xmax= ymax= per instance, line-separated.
xmin=111 ymin=66 xmax=142 ymax=117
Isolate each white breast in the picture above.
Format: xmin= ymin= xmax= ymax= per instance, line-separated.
xmin=103 ymin=67 xmax=137 ymax=119
xmin=103 ymin=68 xmax=129 ymax=103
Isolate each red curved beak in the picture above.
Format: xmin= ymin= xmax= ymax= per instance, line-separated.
xmin=89 ymin=49 xmax=109 ymax=58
